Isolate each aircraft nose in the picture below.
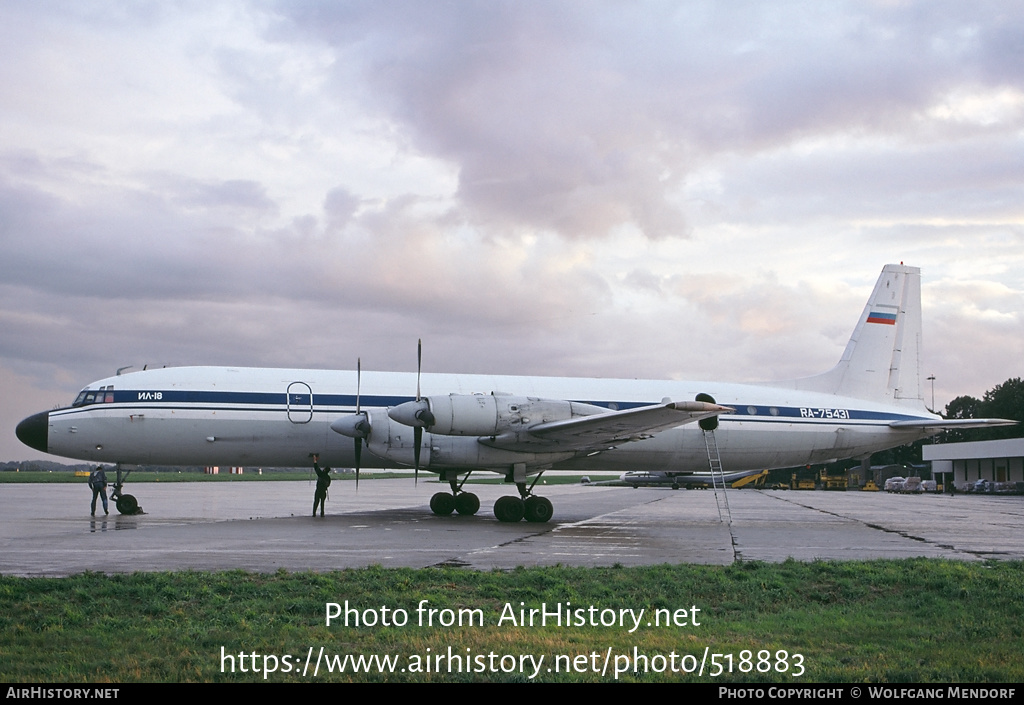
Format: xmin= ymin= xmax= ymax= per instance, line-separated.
xmin=16 ymin=411 xmax=49 ymax=453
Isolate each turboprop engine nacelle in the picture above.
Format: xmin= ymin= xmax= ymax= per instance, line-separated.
xmin=388 ymin=393 xmax=606 ymax=436
xmin=331 ymin=408 xmax=431 ymax=467
xmin=330 ymin=413 xmax=369 ymax=439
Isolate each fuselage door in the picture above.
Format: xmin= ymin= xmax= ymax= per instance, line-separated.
xmin=286 ymin=382 xmax=313 ymax=424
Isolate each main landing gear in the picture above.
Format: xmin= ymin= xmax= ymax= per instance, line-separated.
xmin=494 ymin=494 xmax=553 ymax=523
xmin=426 ymin=471 xmax=553 ymax=523
xmin=429 ymin=472 xmax=481 ymax=517
xmin=494 ymin=476 xmax=553 ymax=524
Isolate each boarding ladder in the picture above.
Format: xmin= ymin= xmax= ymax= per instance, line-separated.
xmin=702 ymin=429 xmax=732 ymax=524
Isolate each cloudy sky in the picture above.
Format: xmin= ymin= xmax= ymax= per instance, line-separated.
xmin=3 ymin=1 xmax=1022 ymax=461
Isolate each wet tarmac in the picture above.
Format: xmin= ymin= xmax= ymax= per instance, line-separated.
xmin=1 ymin=480 xmax=1022 ymax=576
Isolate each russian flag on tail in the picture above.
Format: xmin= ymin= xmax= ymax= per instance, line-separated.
xmin=866 ymin=311 xmax=897 ymax=325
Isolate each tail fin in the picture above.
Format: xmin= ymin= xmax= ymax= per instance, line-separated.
xmin=786 ymin=264 xmax=926 ymax=407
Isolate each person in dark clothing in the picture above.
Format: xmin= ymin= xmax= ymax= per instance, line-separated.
xmin=313 ymin=457 xmax=331 ymax=517
xmin=88 ymin=466 xmax=109 ymax=516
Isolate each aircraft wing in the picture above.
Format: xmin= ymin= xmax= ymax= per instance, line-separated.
xmin=480 ymin=400 xmax=733 ymax=453
xmin=888 ymin=418 xmax=1017 ymax=431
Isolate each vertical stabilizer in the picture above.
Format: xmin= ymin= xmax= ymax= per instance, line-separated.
xmin=786 ymin=264 xmax=925 ymax=407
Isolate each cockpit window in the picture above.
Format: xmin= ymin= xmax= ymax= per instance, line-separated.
xmin=72 ymin=385 xmax=114 ymax=407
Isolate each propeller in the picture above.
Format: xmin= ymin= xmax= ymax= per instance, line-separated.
xmin=333 ymin=343 xmax=430 ymax=483
xmin=413 ymin=340 xmax=424 ymax=483
xmin=355 ymin=359 xmax=362 ymax=488
xmin=385 ymin=340 xmax=434 ymax=482
xmin=328 ymin=358 xmax=369 ymax=488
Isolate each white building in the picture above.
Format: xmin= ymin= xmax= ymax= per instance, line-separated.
xmin=923 ymin=438 xmax=1024 ymax=488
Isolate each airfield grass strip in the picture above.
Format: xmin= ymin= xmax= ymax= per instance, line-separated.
xmin=1 ymin=559 xmax=1022 ymax=683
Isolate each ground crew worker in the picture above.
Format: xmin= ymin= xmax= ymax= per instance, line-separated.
xmin=88 ymin=466 xmax=109 ymax=516
xmin=312 ymin=456 xmax=331 ymax=517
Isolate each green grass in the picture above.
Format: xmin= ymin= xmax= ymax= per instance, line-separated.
xmin=2 ymin=560 xmax=1022 ymax=682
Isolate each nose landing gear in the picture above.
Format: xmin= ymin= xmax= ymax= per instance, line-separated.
xmin=111 ymin=463 xmax=143 ymax=515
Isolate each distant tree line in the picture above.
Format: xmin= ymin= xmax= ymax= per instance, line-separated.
xmin=2 ymin=461 xmax=216 ymax=473
xmin=0 ymin=460 xmax=88 ymax=473
xmin=794 ymin=377 xmax=1024 ymax=474
xmin=940 ymin=377 xmax=1024 ymax=443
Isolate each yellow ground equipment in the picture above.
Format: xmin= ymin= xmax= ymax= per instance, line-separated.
xmin=731 ymin=469 xmax=768 ymax=489
xmin=819 ymin=467 xmax=848 ymax=491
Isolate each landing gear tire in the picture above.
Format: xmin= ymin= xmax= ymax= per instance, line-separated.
xmin=523 ymin=496 xmax=553 ymax=523
xmin=494 ymin=495 xmax=525 ymax=523
xmin=116 ymin=494 xmax=138 ymax=515
xmin=430 ymin=492 xmax=456 ymax=516
xmin=454 ymin=492 xmax=480 ymax=516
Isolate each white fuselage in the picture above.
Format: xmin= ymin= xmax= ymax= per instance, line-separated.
xmin=42 ymin=365 xmax=937 ymax=474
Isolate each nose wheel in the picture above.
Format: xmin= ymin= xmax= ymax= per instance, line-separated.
xmin=115 ymin=494 xmax=139 ymax=514
xmin=111 ymin=464 xmax=143 ymax=515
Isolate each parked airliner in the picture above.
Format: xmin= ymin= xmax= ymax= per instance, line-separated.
xmin=16 ymin=264 xmax=1012 ymax=522
xmin=612 ymin=469 xmax=766 ymax=489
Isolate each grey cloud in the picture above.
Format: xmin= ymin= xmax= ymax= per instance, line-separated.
xmin=268 ymin=1 xmax=1024 ymax=242
xmin=275 ymin=2 xmax=698 ymax=238
xmin=0 ymin=161 xmax=621 ymax=389
xmin=690 ymin=134 xmax=1024 ymax=227
xmin=323 ymin=187 xmax=361 ymax=230
xmin=153 ymin=175 xmax=278 ymax=214
xmin=927 ymin=312 xmax=1024 ymax=406
xmin=0 ymin=173 xmax=248 ymax=301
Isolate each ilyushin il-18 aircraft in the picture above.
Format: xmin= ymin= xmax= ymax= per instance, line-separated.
xmin=16 ymin=264 xmax=1014 ymax=523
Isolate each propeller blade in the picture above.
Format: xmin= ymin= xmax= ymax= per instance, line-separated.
xmin=355 ymin=359 xmax=362 ymax=490
xmin=416 ymin=338 xmax=422 ymax=402
xmin=355 ymin=437 xmax=362 ymax=489
xmin=414 ymin=426 xmax=421 ymax=484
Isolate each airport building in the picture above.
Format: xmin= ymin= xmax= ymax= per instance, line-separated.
xmin=922 ymin=438 xmax=1024 ymax=489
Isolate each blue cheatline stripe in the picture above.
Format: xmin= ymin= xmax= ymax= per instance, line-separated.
xmin=52 ymin=389 xmax=934 ymax=425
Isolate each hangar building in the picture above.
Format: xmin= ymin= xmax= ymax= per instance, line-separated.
xmin=923 ymin=438 xmax=1024 ymax=489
